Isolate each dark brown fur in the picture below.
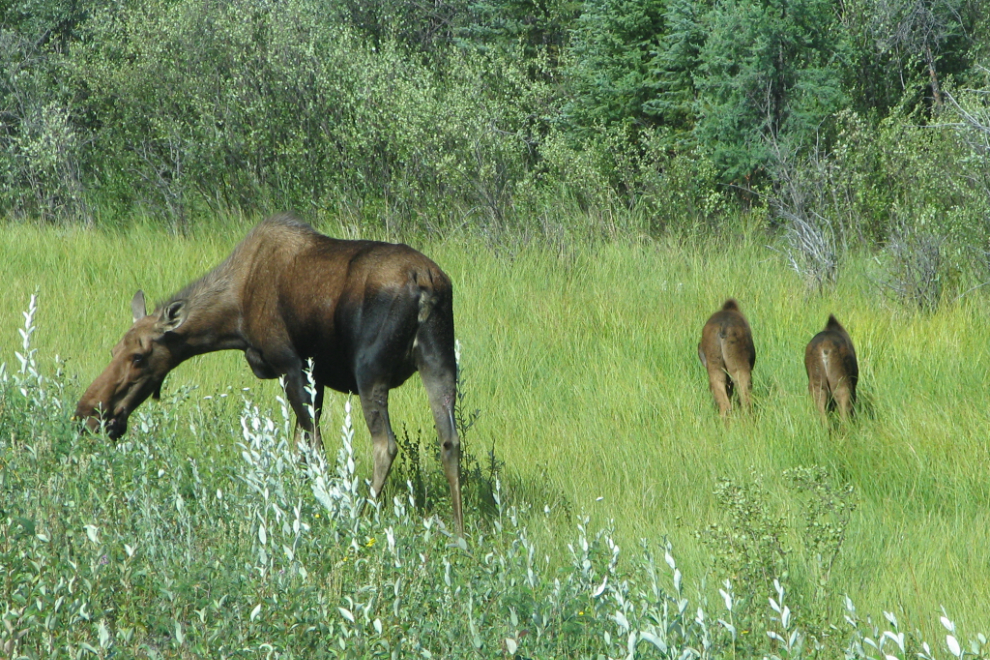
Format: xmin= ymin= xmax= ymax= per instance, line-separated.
xmin=805 ymin=315 xmax=858 ymax=422
xmin=75 ymin=214 xmax=463 ymax=533
xmin=698 ymin=299 xmax=756 ymax=415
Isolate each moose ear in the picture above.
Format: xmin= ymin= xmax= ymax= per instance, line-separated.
xmin=131 ymin=290 xmax=148 ymax=323
xmin=158 ymin=300 xmax=187 ymax=333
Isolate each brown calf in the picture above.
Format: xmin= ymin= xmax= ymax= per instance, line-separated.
xmin=698 ymin=299 xmax=756 ymax=415
xmin=805 ymin=315 xmax=858 ymax=421
xmin=75 ymin=214 xmax=463 ymax=533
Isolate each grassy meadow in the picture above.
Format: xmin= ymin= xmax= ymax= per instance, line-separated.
xmin=2 ymin=217 xmax=989 ymax=653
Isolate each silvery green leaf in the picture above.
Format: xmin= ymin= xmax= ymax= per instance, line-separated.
xmin=882 ymin=631 xmax=905 ymax=652
xmin=613 ymin=610 xmax=629 ymax=632
xmin=505 ymin=638 xmax=517 ymax=654
xmin=84 ymin=524 xmax=100 ymax=545
xmin=946 ymin=635 xmax=961 ymax=658
xmin=338 ymin=607 xmax=355 ymax=623
xmin=98 ymin=620 xmax=111 ymax=649
xmin=251 ymin=604 xmax=262 ymax=621
xmin=374 ymin=618 xmax=382 ymax=634
xmin=592 ymin=576 xmax=608 ymax=598
xmin=640 ymin=631 xmax=667 ymax=652
xmin=883 ymin=611 xmax=898 ymax=628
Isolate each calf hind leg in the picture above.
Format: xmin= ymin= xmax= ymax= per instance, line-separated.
xmin=808 ymin=380 xmax=830 ymax=422
xmin=707 ymin=367 xmax=732 ymax=416
xmin=832 ymin=381 xmax=854 ymax=421
xmin=731 ymin=368 xmax=753 ymax=412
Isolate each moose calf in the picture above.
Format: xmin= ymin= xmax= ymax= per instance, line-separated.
xmin=805 ymin=315 xmax=858 ymax=421
xmin=698 ymin=299 xmax=756 ymax=415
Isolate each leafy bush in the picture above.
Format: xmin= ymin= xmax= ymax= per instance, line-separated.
xmin=877 ymin=225 xmax=948 ymax=312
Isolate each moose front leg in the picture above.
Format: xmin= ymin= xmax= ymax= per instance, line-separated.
xmin=275 ymin=356 xmax=323 ymax=452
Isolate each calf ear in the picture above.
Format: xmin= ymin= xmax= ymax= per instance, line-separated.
xmin=158 ymin=300 xmax=187 ymax=333
xmin=131 ymin=290 xmax=148 ymax=323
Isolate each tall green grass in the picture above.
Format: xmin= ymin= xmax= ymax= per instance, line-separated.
xmin=2 ymin=218 xmax=989 ymax=642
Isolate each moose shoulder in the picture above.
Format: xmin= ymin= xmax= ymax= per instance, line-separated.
xmin=75 ymin=213 xmax=463 ymax=533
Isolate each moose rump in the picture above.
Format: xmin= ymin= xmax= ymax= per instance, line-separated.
xmin=74 ymin=213 xmax=463 ymax=533
xmin=805 ymin=315 xmax=858 ymax=421
xmin=698 ymin=299 xmax=756 ymax=415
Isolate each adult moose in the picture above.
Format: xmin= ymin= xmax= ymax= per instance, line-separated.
xmin=698 ymin=299 xmax=756 ymax=415
xmin=805 ymin=315 xmax=858 ymax=422
xmin=75 ymin=214 xmax=463 ymax=534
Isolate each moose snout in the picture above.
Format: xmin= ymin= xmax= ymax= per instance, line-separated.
xmin=74 ymin=402 xmax=127 ymax=439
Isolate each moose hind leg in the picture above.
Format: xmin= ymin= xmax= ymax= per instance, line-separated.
xmin=731 ymin=367 xmax=752 ymax=412
xmin=832 ymin=380 xmax=854 ymax=421
xmin=358 ymin=380 xmax=398 ymax=500
xmin=707 ymin=367 xmax=732 ymax=416
xmin=418 ymin=363 xmax=463 ymax=535
xmin=809 ymin=379 xmax=830 ymax=421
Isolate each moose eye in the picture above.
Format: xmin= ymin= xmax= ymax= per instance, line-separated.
xmin=132 ymin=353 xmax=145 ymax=366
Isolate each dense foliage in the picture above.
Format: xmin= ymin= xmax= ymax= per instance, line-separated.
xmin=1 ymin=0 xmax=988 ymax=237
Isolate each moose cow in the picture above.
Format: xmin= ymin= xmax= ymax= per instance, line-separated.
xmin=698 ymin=299 xmax=756 ymax=415
xmin=805 ymin=315 xmax=858 ymax=422
xmin=75 ymin=214 xmax=463 ymax=533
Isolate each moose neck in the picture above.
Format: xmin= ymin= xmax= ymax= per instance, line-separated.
xmin=163 ymin=269 xmax=249 ymax=363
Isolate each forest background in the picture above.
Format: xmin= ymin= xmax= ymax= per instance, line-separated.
xmin=1 ymin=0 xmax=989 ymax=249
